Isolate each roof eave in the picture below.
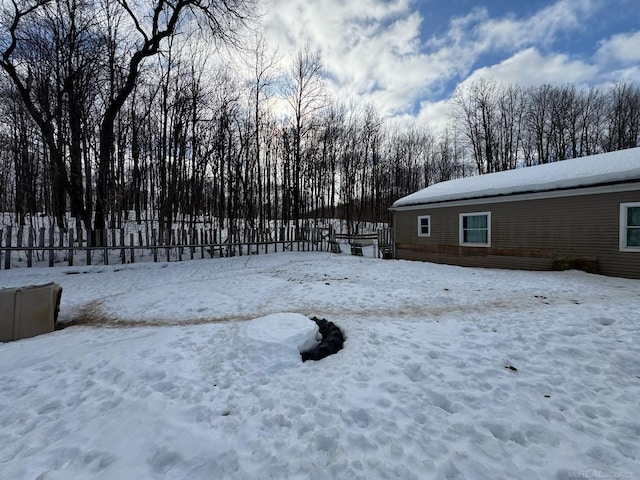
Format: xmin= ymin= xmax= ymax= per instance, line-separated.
xmin=389 ymin=178 xmax=640 ymax=211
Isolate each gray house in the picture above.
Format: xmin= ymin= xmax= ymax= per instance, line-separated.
xmin=390 ymin=147 xmax=640 ymax=279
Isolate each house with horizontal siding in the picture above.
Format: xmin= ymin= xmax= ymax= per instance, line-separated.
xmin=390 ymin=147 xmax=640 ymax=279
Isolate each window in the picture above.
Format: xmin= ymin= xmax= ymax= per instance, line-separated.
xmin=417 ymin=215 xmax=430 ymax=237
xmin=620 ymin=203 xmax=640 ymax=251
xmin=459 ymin=212 xmax=491 ymax=246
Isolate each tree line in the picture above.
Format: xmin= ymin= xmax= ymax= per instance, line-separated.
xmin=0 ymin=1 xmax=638 ymax=241
xmin=453 ymin=79 xmax=640 ymax=174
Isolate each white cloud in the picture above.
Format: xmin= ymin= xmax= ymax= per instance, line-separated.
xmin=260 ymin=0 xmax=629 ymax=128
xmin=591 ymin=30 xmax=640 ymax=84
xmin=460 ymin=47 xmax=599 ymax=89
xmin=427 ymin=0 xmax=599 ymax=71
xmin=595 ymin=30 xmax=640 ymax=65
xmin=413 ymin=99 xmax=455 ymax=133
xmin=262 ymin=0 xmax=434 ymax=117
xmin=474 ymin=0 xmax=597 ymax=51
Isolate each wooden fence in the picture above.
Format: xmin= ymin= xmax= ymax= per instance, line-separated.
xmin=0 ymin=225 xmax=334 ymax=269
xmin=1 ymin=224 xmax=394 ymax=269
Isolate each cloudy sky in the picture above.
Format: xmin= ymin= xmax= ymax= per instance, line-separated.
xmin=262 ymin=0 xmax=640 ymax=128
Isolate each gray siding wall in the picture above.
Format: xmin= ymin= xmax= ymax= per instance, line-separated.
xmin=394 ymin=189 xmax=640 ymax=279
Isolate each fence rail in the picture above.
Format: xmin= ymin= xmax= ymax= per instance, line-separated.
xmin=0 ymin=225 xmax=333 ymax=269
xmin=334 ymin=233 xmax=379 ymax=241
xmin=1 ymin=224 xmax=393 ymax=269
xmin=331 ymin=230 xmax=394 ymax=258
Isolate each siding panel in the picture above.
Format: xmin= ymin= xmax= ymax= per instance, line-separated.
xmin=394 ymin=189 xmax=640 ymax=279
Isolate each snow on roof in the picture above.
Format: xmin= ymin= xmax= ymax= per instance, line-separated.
xmin=392 ymin=147 xmax=640 ymax=208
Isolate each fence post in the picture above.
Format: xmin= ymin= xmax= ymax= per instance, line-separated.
xmin=102 ymin=228 xmax=109 ymax=265
xmin=177 ymin=229 xmax=182 ymax=261
xmin=27 ymin=228 xmax=34 ymax=267
xmin=76 ymin=228 xmax=84 ymax=255
xmin=68 ymin=229 xmax=74 ymax=267
xmin=165 ymin=228 xmax=171 ymax=263
xmin=0 ymin=228 xmax=3 ymax=269
xmin=39 ymin=227 xmax=45 ymax=260
xmin=17 ymin=225 xmax=23 ymax=251
xmin=49 ymin=226 xmax=54 ymax=267
xmin=60 ymin=228 xmax=66 ymax=266
xmin=5 ymin=225 xmax=12 ymax=270
xmin=120 ymin=228 xmax=126 ymax=264
xmin=130 ymin=233 xmax=135 ymax=263
xmin=85 ymin=228 xmax=96 ymax=265
xmin=138 ymin=231 xmax=144 ymax=258
xmin=152 ymin=229 xmax=158 ymax=263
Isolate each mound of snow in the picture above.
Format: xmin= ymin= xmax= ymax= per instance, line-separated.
xmin=234 ymin=313 xmax=321 ymax=370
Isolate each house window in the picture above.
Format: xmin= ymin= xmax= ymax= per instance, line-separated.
xmin=620 ymin=203 xmax=640 ymax=251
xmin=417 ymin=215 xmax=430 ymax=237
xmin=459 ymin=212 xmax=491 ymax=246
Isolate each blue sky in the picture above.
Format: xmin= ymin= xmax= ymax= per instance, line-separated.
xmin=263 ymin=0 xmax=640 ymax=128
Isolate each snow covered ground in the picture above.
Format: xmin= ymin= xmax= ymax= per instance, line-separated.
xmin=1 ymin=252 xmax=639 ymax=479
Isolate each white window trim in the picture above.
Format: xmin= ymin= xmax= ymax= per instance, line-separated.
xmin=619 ymin=202 xmax=640 ymax=252
xmin=459 ymin=211 xmax=491 ymax=247
xmin=417 ymin=215 xmax=431 ymax=237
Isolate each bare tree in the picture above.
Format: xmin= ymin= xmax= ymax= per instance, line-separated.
xmin=284 ymin=45 xmax=326 ymax=232
xmin=577 ymin=86 xmax=606 ymax=157
xmin=93 ymin=0 xmax=256 ymax=239
xmin=523 ymin=84 xmax=555 ymax=164
xmin=604 ymin=81 xmax=640 ymax=151
xmin=0 ymin=0 xmax=256 ymax=238
xmin=244 ymin=34 xmax=280 ymax=234
xmin=1 ymin=0 xmax=79 ymax=227
xmin=452 ymin=79 xmax=499 ymax=174
xmin=434 ymin=128 xmax=465 ymax=182
xmin=494 ymin=84 xmax=524 ymax=170
xmin=0 ymin=89 xmax=42 ymax=224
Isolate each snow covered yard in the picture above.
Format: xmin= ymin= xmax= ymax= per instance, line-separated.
xmin=1 ymin=252 xmax=639 ymax=480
